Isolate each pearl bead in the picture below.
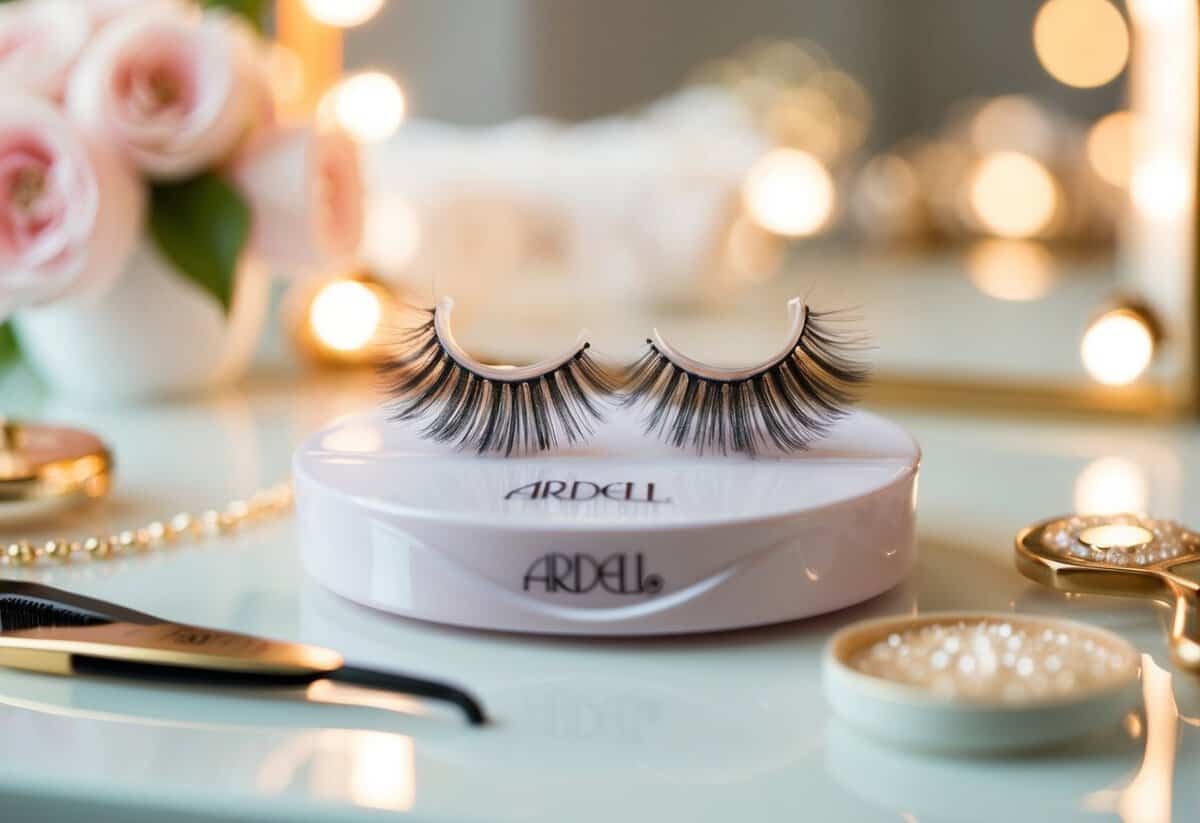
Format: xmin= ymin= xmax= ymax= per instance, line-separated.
xmin=850 ymin=618 xmax=1135 ymax=704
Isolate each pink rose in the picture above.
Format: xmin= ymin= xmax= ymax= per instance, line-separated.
xmin=66 ymin=6 xmax=268 ymax=180
xmin=81 ymin=0 xmax=182 ymax=30
xmin=0 ymin=0 xmax=90 ymax=98
xmin=233 ymin=127 xmax=364 ymax=274
xmin=0 ymin=97 xmax=144 ymax=318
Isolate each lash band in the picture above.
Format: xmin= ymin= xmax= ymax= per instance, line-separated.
xmin=649 ymin=298 xmax=809 ymax=383
xmin=434 ymin=297 xmax=591 ymax=384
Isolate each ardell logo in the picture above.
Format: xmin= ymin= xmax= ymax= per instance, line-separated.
xmin=504 ymin=481 xmax=671 ymax=504
xmin=523 ymin=553 xmax=664 ymax=595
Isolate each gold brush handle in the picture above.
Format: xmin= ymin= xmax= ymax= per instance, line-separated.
xmin=1168 ymin=580 xmax=1200 ymax=671
xmin=0 ymin=622 xmax=346 ymax=678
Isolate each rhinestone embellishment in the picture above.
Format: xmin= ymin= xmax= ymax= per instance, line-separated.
xmin=1038 ymin=514 xmax=1199 ymax=567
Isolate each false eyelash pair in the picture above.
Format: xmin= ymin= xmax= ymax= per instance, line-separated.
xmin=380 ymin=297 xmax=868 ymax=456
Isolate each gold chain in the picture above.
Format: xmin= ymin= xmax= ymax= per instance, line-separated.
xmin=1 ymin=483 xmax=293 ymax=568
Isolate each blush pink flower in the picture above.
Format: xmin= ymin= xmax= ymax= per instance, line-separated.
xmin=0 ymin=0 xmax=90 ymax=98
xmin=81 ymin=0 xmax=182 ymax=31
xmin=0 ymin=97 xmax=144 ymax=318
xmin=233 ymin=127 xmax=364 ymax=274
xmin=66 ymin=6 xmax=268 ymax=180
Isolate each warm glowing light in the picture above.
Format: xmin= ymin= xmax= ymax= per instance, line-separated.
xmin=255 ymin=730 xmax=416 ymax=812
xmin=350 ymin=733 xmax=416 ymax=811
xmin=971 ymin=96 xmax=1054 ymax=156
xmin=1128 ymin=0 xmax=1188 ymax=27
xmin=362 ymin=193 xmax=421 ymax=273
xmin=1078 ymin=524 xmax=1154 ymax=551
xmin=321 ymin=72 xmax=407 ymax=143
xmin=1088 ymin=111 xmax=1135 ymax=187
xmin=310 ymin=280 xmax=383 ymax=352
xmin=321 ymin=424 xmax=384 ymax=454
xmin=1119 ymin=655 xmax=1177 ymax=823
xmin=303 ymin=0 xmax=384 ymax=28
xmin=1081 ymin=309 xmax=1155 ymax=386
xmin=1074 ymin=456 xmax=1149 ymax=515
xmin=1034 ymin=0 xmax=1130 ymax=88
xmin=743 ymin=148 xmax=836 ymax=237
xmin=765 ymin=89 xmax=843 ymax=161
xmin=1132 ymin=158 xmax=1191 ymax=221
xmin=1123 ymin=0 xmax=1190 ymax=27
xmin=306 ymin=681 xmax=427 ymax=717
xmin=966 ymin=239 xmax=1055 ymax=301
xmin=969 ymin=152 xmax=1058 ymax=238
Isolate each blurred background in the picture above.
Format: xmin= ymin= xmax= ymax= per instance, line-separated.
xmin=273 ymin=0 xmax=1196 ymax=415
xmin=347 ymin=0 xmax=1121 ymax=130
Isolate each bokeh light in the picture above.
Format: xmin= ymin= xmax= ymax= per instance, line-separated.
xmin=743 ymin=148 xmax=836 ymax=237
xmin=1132 ymin=157 xmax=1192 ymax=221
xmin=1033 ymin=0 xmax=1130 ymax=88
xmin=1087 ymin=111 xmax=1134 ymax=188
xmin=310 ymin=280 xmax=383 ymax=353
xmin=970 ymin=96 xmax=1055 ymax=157
xmin=1074 ymin=456 xmax=1149 ymax=515
xmin=303 ymin=0 xmax=385 ymax=28
xmin=969 ymin=152 xmax=1059 ymax=238
xmin=362 ymin=193 xmax=422 ymax=274
xmin=765 ymin=88 xmax=845 ymax=161
xmin=966 ymin=239 xmax=1055 ymax=301
xmin=1128 ymin=0 xmax=1189 ymax=26
xmin=1080 ymin=309 xmax=1155 ymax=386
xmin=321 ymin=72 xmax=407 ymax=143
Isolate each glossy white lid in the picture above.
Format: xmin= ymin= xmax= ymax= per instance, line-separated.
xmin=294 ymin=407 xmax=920 ymax=635
xmin=297 ymin=406 xmax=918 ymax=530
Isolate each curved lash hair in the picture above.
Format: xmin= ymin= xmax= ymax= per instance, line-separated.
xmin=622 ymin=307 xmax=869 ymax=455
xmin=381 ymin=310 xmax=615 ymax=455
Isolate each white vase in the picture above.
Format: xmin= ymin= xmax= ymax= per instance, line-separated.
xmin=15 ymin=241 xmax=270 ymax=404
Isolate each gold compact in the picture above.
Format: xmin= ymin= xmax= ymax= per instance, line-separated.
xmin=0 ymin=419 xmax=113 ymax=525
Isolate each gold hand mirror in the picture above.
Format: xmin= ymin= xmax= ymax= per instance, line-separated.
xmin=0 ymin=418 xmax=112 ymax=525
xmin=1017 ymin=514 xmax=1200 ymax=670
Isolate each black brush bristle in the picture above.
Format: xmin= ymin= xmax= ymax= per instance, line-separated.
xmin=0 ymin=595 xmax=113 ymax=632
xmin=380 ymin=312 xmax=616 ymax=456
xmin=622 ymin=309 xmax=870 ymax=456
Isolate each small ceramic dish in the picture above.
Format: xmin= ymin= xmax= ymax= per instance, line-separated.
xmin=823 ymin=611 xmax=1141 ymax=753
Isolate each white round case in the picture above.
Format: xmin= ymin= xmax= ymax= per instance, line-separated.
xmin=294 ymin=407 xmax=920 ymax=635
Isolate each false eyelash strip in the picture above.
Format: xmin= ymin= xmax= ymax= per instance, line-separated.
xmin=381 ymin=300 xmax=615 ymax=455
xmin=622 ymin=299 xmax=869 ymax=455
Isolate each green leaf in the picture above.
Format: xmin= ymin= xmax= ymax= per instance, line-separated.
xmin=0 ymin=320 xmax=19 ymax=368
xmin=149 ymin=173 xmax=251 ymax=314
xmin=201 ymin=0 xmax=268 ymax=32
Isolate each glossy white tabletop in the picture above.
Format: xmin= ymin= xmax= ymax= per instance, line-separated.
xmin=1 ymin=368 xmax=1197 ymax=822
